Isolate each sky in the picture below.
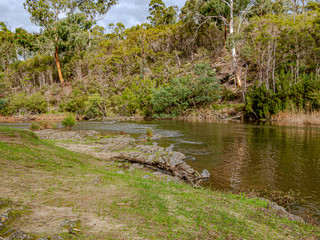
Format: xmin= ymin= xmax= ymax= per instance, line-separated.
xmin=0 ymin=0 xmax=187 ymax=33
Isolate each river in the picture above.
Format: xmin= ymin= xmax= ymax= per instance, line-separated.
xmin=1 ymin=119 xmax=320 ymax=219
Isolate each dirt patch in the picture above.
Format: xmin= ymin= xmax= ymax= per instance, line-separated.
xmin=16 ymin=205 xmax=124 ymax=235
xmin=17 ymin=206 xmax=78 ymax=234
xmin=0 ymin=158 xmax=132 ymax=238
xmin=0 ymin=132 xmax=21 ymax=144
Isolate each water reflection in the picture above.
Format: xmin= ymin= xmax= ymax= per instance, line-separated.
xmin=150 ymin=120 xmax=320 ymax=218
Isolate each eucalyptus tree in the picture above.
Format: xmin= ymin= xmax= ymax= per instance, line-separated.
xmin=147 ymin=0 xmax=178 ymax=26
xmin=71 ymin=0 xmax=117 ymax=45
xmin=0 ymin=22 xmax=16 ymax=71
xmin=24 ymin=0 xmax=118 ymax=86
xmin=181 ymin=0 xmax=253 ymax=87
xmin=201 ymin=0 xmax=254 ymax=87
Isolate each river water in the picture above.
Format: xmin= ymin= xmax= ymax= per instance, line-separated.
xmin=2 ymin=119 xmax=320 ymax=218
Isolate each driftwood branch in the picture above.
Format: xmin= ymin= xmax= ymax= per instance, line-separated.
xmin=112 ymin=154 xmax=204 ymax=186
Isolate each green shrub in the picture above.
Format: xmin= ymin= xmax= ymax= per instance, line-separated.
xmin=84 ymin=93 xmax=105 ymax=119
xmin=30 ymin=123 xmax=42 ymax=131
xmin=151 ymin=63 xmax=221 ymax=116
xmin=0 ymin=99 xmax=8 ymax=115
xmin=8 ymin=93 xmax=28 ymax=114
xmin=245 ymin=73 xmax=320 ymax=119
xmin=119 ymin=76 xmax=154 ymax=116
xmin=26 ymin=93 xmax=48 ymax=114
xmin=221 ymin=86 xmax=240 ymax=102
xmin=59 ymin=89 xmax=88 ymax=115
xmin=60 ymin=89 xmax=109 ymax=119
xmin=146 ymin=128 xmax=153 ymax=137
xmin=62 ymin=115 xmax=76 ymax=130
xmin=1 ymin=93 xmax=48 ymax=115
xmin=121 ymin=88 xmax=140 ymax=116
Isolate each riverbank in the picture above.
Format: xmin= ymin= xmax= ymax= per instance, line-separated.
xmin=3 ymin=107 xmax=320 ymax=127
xmin=0 ymin=127 xmax=319 ymax=239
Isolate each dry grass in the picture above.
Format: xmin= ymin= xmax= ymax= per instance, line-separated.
xmin=0 ymin=113 xmax=67 ymax=123
xmin=272 ymin=110 xmax=320 ymax=125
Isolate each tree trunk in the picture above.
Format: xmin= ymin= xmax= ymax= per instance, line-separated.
xmin=230 ymin=0 xmax=242 ymax=87
xmin=55 ymin=46 xmax=64 ymax=87
xmin=224 ymin=25 xmax=227 ymax=45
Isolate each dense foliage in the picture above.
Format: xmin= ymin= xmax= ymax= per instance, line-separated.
xmin=152 ymin=63 xmax=221 ymax=116
xmin=0 ymin=0 xmax=319 ymax=119
xmin=245 ymin=73 xmax=320 ymax=119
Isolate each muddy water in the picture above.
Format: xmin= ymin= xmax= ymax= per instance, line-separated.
xmin=2 ymin=120 xmax=320 ymax=218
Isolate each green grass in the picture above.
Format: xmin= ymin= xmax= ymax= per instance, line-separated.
xmin=0 ymin=126 xmax=319 ymax=239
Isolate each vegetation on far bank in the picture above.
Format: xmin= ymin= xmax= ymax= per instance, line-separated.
xmin=0 ymin=126 xmax=320 ymax=239
xmin=0 ymin=0 xmax=319 ymax=122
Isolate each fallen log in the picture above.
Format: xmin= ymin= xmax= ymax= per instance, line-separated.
xmin=112 ymin=154 xmax=206 ymax=186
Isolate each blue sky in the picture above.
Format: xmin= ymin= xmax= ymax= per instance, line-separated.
xmin=0 ymin=0 xmax=187 ymax=32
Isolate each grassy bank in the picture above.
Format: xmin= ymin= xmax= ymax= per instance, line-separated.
xmin=0 ymin=127 xmax=319 ymax=239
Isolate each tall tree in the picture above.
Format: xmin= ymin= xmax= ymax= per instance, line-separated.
xmin=147 ymin=0 xmax=178 ymax=26
xmin=0 ymin=22 xmax=16 ymax=71
xmin=201 ymin=0 xmax=253 ymax=87
xmin=24 ymin=0 xmax=118 ymax=86
xmin=72 ymin=0 xmax=118 ymax=46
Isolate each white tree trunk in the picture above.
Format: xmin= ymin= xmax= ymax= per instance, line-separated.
xmin=230 ymin=0 xmax=242 ymax=87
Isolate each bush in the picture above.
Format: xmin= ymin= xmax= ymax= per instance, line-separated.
xmin=245 ymin=73 xmax=320 ymax=119
xmin=146 ymin=128 xmax=153 ymax=137
xmin=7 ymin=93 xmax=28 ymax=114
xmin=60 ymin=90 xmax=108 ymax=119
xmin=30 ymin=123 xmax=42 ymax=131
xmin=84 ymin=93 xmax=105 ymax=119
xmin=59 ymin=89 xmax=88 ymax=115
xmin=1 ymin=93 xmax=48 ymax=115
xmin=119 ymin=76 xmax=154 ymax=116
xmin=30 ymin=121 xmax=57 ymax=131
xmin=0 ymin=99 xmax=8 ymax=115
xmin=151 ymin=63 xmax=221 ymax=116
xmin=25 ymin=93 xmax=48 ymax=114
xmin=62 ymin=115 xmax=76 ymax=130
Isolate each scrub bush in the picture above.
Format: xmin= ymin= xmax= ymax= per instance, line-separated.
xmin=62 ymin=115 xmax=76 ymax=130
xmin=151 ymin=63 xmax=221 ymax=116
xmin=1 ymin=93 xmax=48 ymax=115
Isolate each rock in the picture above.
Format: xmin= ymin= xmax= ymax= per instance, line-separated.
xmin=128 ymin=163 xmax=143 ymax=172
xmin=151 ymin=134 xmax=163 ymax=140
xmin=200 ymin=169 xmax=211 ymax=179
xmin=267 ymin=202 xmax=305 ymax=223
xmin=0 ymin=208 xmax=14 ymax=224
xmin=60 ymin=219 xmax=80 ymax=229
xmin=51 ymin=235 xmax=65 ymax=240
xmin=128 ymin=166 xmax=135 ymax=172
xmin=147 ymin=154 xmax=156 ymax=163
xmin=169 ymin=151 xmax=186 ymax=166
xmin=166 ymin=144 xmax=174 ymax=152
xmin=4 ymin=229 xmax=31 ymax=240
xmin=173 ymin=177 xmax=181 ymax=183
xmin=186 ymin=156 xmax=196 ymax=161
